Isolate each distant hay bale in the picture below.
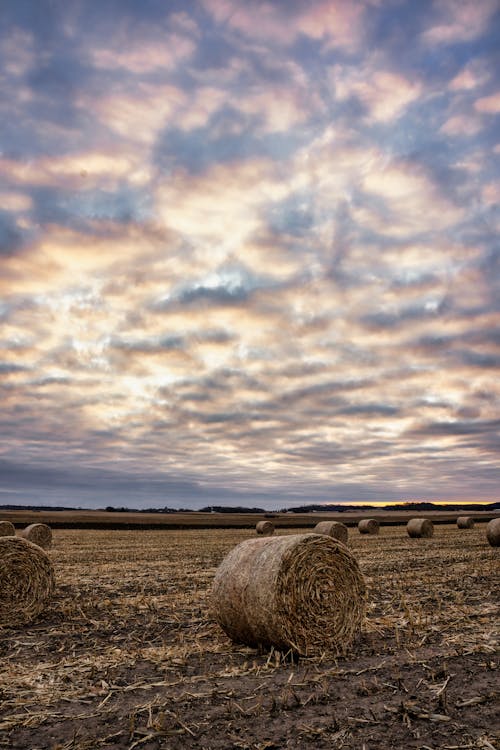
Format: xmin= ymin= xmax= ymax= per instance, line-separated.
xmin=0 ymin=521 xmax=15 ymax=537
xmin=256 ymin=520 xmax=275 ymax=536
xmin=407 ymin=518 xmax=434 ymax=538
xmin=486 ymin=518 xmax=500 ymax=547
xmin=19 ymin=523 xmax=52 ymax=549
xmin=358 ymin=519 xmax=379 ymax=535
xmin=0 ymin=537 xmax=55 ymax=626
xmin=313 ymin=520 xmax=348 ymax=545
xmin=212 ymin=533 xmax=366 ymax=656
xmin=457 ymin=516 xmax=475 ymax=529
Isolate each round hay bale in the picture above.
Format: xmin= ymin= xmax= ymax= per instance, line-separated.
xmin=0 ymin=536 xmax=55 ymax=626
xmin=19 ymin=523 xmax=52 ymax=549
xmin=256 ymin=520 xmax=274 ymax=536
xmin=486 ymin=518 xmax=500 ymax=547
xmin=457 ymin=516 xmax=475 ymax=529
xmin=407 ymin=518 xmax=434 ymax=538
xmin=211 ymin=533 xmax=366 ymax=656
xmin=313 ymin=520 xmax=348 ymax=545
xmin=358 ymin=518 xmax=379 ymax=535
xmin=0 ymin=521 xmax=15 ymax=537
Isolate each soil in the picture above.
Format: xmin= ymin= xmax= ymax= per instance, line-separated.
xmin=0 ymin=526 xmax=498 ymax=750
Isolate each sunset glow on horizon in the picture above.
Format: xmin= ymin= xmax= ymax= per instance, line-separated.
xmin=0 ymin=1 xmax=499 ymax=509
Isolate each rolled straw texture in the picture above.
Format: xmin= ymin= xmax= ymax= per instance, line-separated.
xmin=0 ymin=521 xmax=15 ymax=537
xmin=0 ymin=537 xmax=55 ymax=626
xmin=313 ymin=520 xmax=348 ymax=545
xmin=212 ymin=533 xmax=366 ymax=656
xmin=256 ymin=520 xmax=275 ymax=536
xmin=457 ymin=516 xmax=475 ymax=529
xmin=407 ymin=518 xmax=434 ymax=538
xmin=358 ymin=519 xmax=379 ymax=535
xmin=486 ymin=518 xmax=500 ymax=547
xmin=20 ymin=523 xmax=52 ymax=549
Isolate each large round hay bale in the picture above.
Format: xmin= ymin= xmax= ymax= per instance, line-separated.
xmin=313 ymin=520 xmax=348 ymax=545
xmin=0 ymin=521 xmax=15 ymax=537
xmin=457 ymin=516 xmax=475 ymax=529
xmin=211 ymin=533 xmax=366 ymax=656
xmin=19 ymin=523 xmax=52 ymax=549
xmin=407 ymin=518 xmax=434 ymax=538
xmin=358 ymin=518 xmax=379 ymax=535
xmin=0 ymin=536 xmax=55 ymax=626
xmin=256 ymin=520 xmax=274 ymax=536
xmin=486 ymin=518 xmax=500 ymax=547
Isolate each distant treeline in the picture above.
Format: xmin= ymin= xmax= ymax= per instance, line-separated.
xmin=1 ymin=501 xmax=498 ymax=513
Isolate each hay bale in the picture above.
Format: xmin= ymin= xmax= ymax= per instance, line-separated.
xmin=212 ymin=533 xmax=366 ymax=656
xmin=358 ymin=518 xmax=379 ymax=535
xmin=256 ymin=520 xmax=275 ymax=536
xmin=313 ymin=520 xmax=348 ymax=545
xmin=457 ymin=516 xmax=475 ymax=529
xmin=486 ymin=518 xmax=500 ymax=547
xmin=0 ymin=536 xmax=55 ymax=626
xmin=407 ymin=518 xmax=434 ymax=538
xmin=19 ymin=523 xmax=52 ymax=549
xmin=0 ymin=521 xmax=15 ymax=537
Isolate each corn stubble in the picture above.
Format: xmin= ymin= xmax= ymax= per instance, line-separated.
xmin=0 ymin=524 xmax=497 ymax=750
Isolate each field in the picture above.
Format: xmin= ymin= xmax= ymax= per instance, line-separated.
xmin=1 ymin=524 xmax=498 ymax=750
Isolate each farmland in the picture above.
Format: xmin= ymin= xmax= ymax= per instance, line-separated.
xmin=1 ymin=523 xmax=498 ymax=749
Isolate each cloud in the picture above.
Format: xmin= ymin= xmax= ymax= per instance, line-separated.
xmin=332 ymin=66 xmax=422 ymax=123
xmin=421 ymin=0 xmax=498 ymax=46
xmin=79 ymin=83 xmax=187 ymax=145
xmin=474 ymin=91 xmax=500 ymax=113
xmin=201 ymin=0 xmax=366 ymax=51
xmin=449 ymin=60 xmax=491 ymax=90
xmin=359 ymin=161 xmax=463 ymax=239
xmin=440 ymin=113 xmax=483 ymax=136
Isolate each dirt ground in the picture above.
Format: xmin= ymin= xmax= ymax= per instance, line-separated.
xmin=1 ymin=525 xmax=498 ymax=749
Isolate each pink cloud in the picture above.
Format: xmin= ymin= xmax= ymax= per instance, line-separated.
xmin=449 ymin=60 xmax=490 ymax=91
xmin=422 ymin=0 xmax=498 ymax=45
xmin=474 ymin=92 xmax=500 ymax=114
xmin=201 ymin=0 xmax=365 ymax=50
xmin=332 ymin=66 xmax=421 ymax=122
xmin=91 ymin=36 xmax=195 ymax=74
xmin=78 ymin=83 xmax=186 ymax=145
xmin=482 ymin=182 xmax=500 ymax=205
xmin=440 ymin=113 xmax=483 ymax=136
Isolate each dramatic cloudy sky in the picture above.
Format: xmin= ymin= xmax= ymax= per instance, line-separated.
xmin=1 ymin=0 xmax=499 ymax=509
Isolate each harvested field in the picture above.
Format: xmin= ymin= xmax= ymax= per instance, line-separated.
xmin=0 ymin=524 xmax=498 ymax=750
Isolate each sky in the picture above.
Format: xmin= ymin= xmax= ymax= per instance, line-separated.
xmin=1 ymin=0 xmax=499 ymax=510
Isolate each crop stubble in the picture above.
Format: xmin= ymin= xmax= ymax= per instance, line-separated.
xmin=0 ymin=525 xmax=498 ymax=749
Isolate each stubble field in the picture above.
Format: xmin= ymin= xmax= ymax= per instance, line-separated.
xmin=1 ymin=524 xmax=498 ymax=750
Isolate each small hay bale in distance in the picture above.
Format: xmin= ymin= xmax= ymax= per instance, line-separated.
xmin=313 ymin=520 xmax=348 ymax=545
xmin=211 ymin=533 xmax=366 ymax=656
xmin=256 ymin=520 xmax=275 ymax=536
xmin=0 ymin=521 xmax=15 ymax=537
xmin=0 ymin=536 xmax=55 ymax=626
xmin=19 ymin=523 xmax=52 ymax=549
xmin=407 ymin=518 xmax=434 ymax=538
xmin=486 ymin=518 xmax=500 ymax=547
xmin=457 ymin=516 xmax=475 ymax=529
xmin=358 ymin=518 xmax=379 ymax=535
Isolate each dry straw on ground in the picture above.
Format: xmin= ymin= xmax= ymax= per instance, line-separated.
xmin=358 ymin=518 xmax=380 ymax=535
xmin=0 ymin=521 xmax=15 ymax=537
xmin=211 ymin=533 xmax=366 ymax=656
xmin=456 ymin=516 xmax=475 ymax=529
xmin=256 ymin=520 xmax=275 ymax=536
xmin=20 ymin=523 xmax=52 ymax=549
xmin=0 ymin=536 xmax=55 ymax=626
xmin=486 ymin=518 xmax=500 ymax=547
xmin=407 ymin=518 xmax=434 ymax=538
xmin=313 ymin=520 xmax=348 ymax=544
